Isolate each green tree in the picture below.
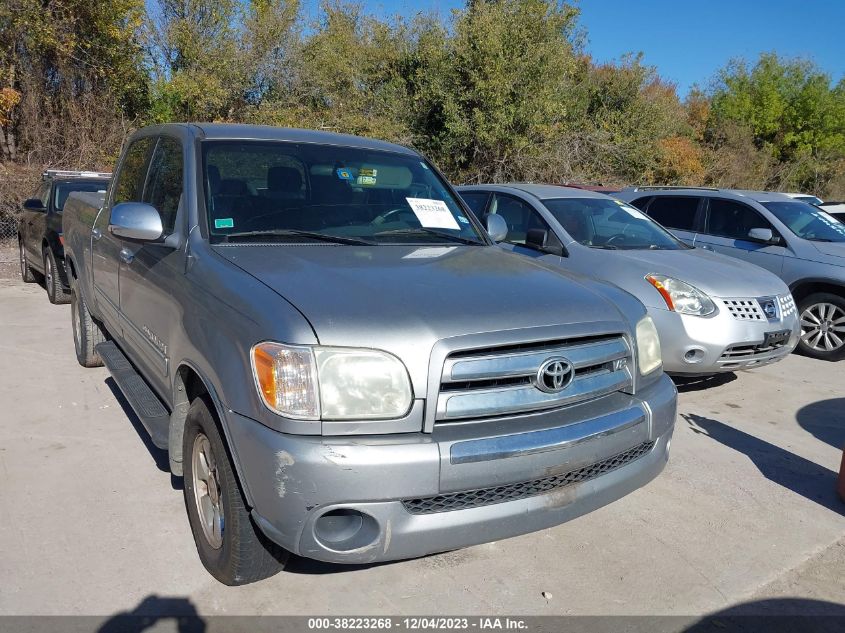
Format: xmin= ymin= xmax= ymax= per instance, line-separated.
xmin=407 ymin=0 xmax=580 ymax=182
xmin=708 ymin=53 xmax=845 ymax=194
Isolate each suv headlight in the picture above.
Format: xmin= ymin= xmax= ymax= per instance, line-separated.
xmin=646 ymin=274 xmax=716 ymax=316
xmin=636 ymin=315 xmax=662 ymax=375
xmin=251 ymin=342 xmax=413 ymax=420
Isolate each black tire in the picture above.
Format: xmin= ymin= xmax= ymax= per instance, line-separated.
xmin=70 ymin=279 xmax=106 ymax=367
xmin=44 ymin=249 xmax=71 ymax=304
xmin=797 ymin=292 xmax=845 ymax=361
xmin=183 ymin=396 xmax=288 ymax=585
xmin=19 ymin=239 xmax=40 ymax=284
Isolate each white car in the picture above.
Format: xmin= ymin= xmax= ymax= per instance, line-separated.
xmin=782 ymin=192 xmax=824 ymax=205
xmin=819 ymin=202 xmax=845 ymax=223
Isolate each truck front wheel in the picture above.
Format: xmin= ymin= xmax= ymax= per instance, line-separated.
xmin=70 ymin=281 xmax=105 ymax=367
xmin=183 ymin=396 xmax=288 ymax=585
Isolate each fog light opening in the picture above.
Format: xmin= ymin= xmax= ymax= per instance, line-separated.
xmin=313 ymin=509 xmax=380 ymax=552
xmin=683 ymin=348 xmax=705 ymax=364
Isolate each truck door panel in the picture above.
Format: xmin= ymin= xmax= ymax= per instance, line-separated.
xmin=93 ymin=137 xmax=155 ymax=337
xmin=118 ymin=135 xmax=186 ymax=397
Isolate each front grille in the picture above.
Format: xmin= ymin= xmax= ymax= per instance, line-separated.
xmin=779 ymin=294 xmax=796 ymax=318
xmin=723 ymin=298 xmax=765 ymax=321
xmin=719 ymin=339 xmax=790 ymax=367
xmin=722 ymin=294 xmax=794 ymax=322
xmin=402 ymin=441 xmax=655 ymax=514
xmin=436 ymin=335 xmax=633 ymax=422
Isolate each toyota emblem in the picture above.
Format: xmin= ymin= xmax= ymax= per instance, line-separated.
xmin=536 ymin=357 xmax=574 ymax=393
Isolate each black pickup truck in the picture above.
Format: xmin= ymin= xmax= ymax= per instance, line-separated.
xmin=18 ymin=170 xmax=110 ymax=303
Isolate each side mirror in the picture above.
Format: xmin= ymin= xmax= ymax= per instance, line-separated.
xmin=748 ymin=227 xmax=779 ymax=244
xmin=109 ymin=202 xmax=163 ymax=241
xmin=485 ymin=214 xmax=508 ymax=242
xmin=23 ymin=198 xmax=46 ymax=212
xmin=526 ymin=228 xmax=564 ymax=256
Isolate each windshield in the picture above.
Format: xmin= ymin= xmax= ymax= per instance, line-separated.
xmin=762 ymin=201 xmax=845 ymax=242
xmin=543 ymin=197 xmax=688 ymax=250
xmin=202 ymin=141 xmax=483 ymax=245
xmin=54 ymin=181 xmax=108 ymax=212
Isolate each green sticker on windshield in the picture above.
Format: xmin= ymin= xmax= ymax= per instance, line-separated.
xmin=214 ymin=218 xmax=234 ymax=229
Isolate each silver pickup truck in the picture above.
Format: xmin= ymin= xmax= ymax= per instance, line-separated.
xmin=62 ymin=123 xmax=677 ymax=585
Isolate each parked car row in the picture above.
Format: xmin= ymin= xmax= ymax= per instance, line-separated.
xmin=14 ymin=123 xmax=843 ymax=587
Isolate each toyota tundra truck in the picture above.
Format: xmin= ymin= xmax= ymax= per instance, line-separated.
xmin=62 ymin=123 xmax=676 ymax=585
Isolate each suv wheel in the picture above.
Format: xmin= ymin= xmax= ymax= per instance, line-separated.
xmin=183 ymin=396 xmax=288 ymax=585
xmin=70 ymin=280 xmax=105 ymax=367
xmin=798 ymin=293 xmax=845 ymax=361
xmin=44 ymin=249 xmax=71 ymax=304
xmin=19 ymin=240 xmax=40 ymax=283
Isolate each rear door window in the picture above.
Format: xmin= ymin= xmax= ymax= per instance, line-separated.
xmin=112 ymin=137 xmax=155 ymax=205
xmin=645 ymin=196 xmax=700 ymax=231
xmin=706 ymin=199 xmax=773 ymax=240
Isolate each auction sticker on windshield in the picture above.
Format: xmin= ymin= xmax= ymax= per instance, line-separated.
xmin=406 ymin=197 xmax=460 ymax=230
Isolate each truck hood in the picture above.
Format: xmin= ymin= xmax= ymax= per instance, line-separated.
xmin=214 ymin=244 xmax=630 ymax=350
xmin=576 ymin=247 xmax=788 ymax=306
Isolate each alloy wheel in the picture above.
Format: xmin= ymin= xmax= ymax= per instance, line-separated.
xmin=800 ymin=302 xmax=845 ymax=352
xmin=19 ymin=242 xmax=26 ymax=278
xmin=45 ymin=255 xmax=53 ymax=291
xmin=192 ymin=433 xmax=224 ymax=549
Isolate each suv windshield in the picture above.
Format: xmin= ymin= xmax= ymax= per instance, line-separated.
xmin=762 ymin=201 xmax=845 ymax=243
xmin=202 ymin=141 xmax=483 ymax=245
xmin=543 ymin=197 xmax=688 ymax=250
xmin=54 ymin=181 xmax=108 ymax=212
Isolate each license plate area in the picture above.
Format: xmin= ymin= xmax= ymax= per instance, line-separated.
xmin=763 ymin=329 xmax=790 ymax=347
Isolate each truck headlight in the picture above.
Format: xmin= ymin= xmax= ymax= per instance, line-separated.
xmin=636 ymin=315 xmax=662 ymax=375
xmin=646 ymin=274 xmax=716 ymax=316
xmin=251 ymin=342 xmax=413 ymax=420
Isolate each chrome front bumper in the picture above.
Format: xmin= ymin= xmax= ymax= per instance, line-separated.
xmin=224 ymin=373 xmax=677 ymax=564
xmin=650 ymin=299 xmax=800 ymax=375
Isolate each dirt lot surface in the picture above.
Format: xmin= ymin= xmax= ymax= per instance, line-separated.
xmin=0 ymin=277 xmax=843 ymax=621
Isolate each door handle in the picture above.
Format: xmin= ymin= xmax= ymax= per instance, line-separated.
xmin=119 ymin=248 xmax=134 ymax=264
xmin=91 ymin=228 xmax=102 ymax=241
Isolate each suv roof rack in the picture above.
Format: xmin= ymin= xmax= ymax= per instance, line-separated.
xmin=624 ymin=185 xmax=720 ymax=192
xmin=42 ymin=169 xmax=112 ymax=180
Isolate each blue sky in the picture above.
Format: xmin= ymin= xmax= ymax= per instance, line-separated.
xmin=303 ymin=0 xmax=845 ymax=97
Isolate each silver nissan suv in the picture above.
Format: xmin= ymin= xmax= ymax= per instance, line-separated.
xmin=616 ymin=187 xmax=845 ymax=361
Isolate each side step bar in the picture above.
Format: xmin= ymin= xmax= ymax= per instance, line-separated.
xmin=96 ymin=341 xmax=170 ymax=449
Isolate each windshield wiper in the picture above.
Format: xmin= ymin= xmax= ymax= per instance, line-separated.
xmin=806 ymin=237 xmax=835 ymax=242
xmin=223 ymin=230 xmax=374 ymax=246
xmin=590 ymin=244 xmax=618 ymax=250
xmin=373 ymin=227 xmax=483 ymax=245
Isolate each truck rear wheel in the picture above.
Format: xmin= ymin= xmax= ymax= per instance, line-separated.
xmin=44 ymin=249 xmax=71 ymax=304
xmin=183 ymin=396 xmax=288 ymax=585
xmin=798 ymin=293 xmax=845 ymax=361
xmin=70 ymin=280 xmax=105 ymax=367
xmin=19 ymin=240 xmax=40 ymax=284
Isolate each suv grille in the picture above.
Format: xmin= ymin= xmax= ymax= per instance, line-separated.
xmin=723 ymin=298 xmax=766 ymax=321
xmin=436 ymin=335 xmax=633 ymax=422
xmin=719 ymin=340 xmax=790 ymax=367
xmin=402 ymin=441 xmax=655 ymax=514
xmin=722 ymin=295 xmax=794 ymax=322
